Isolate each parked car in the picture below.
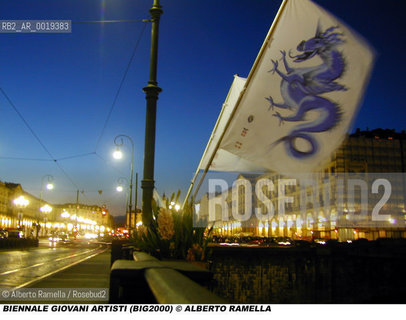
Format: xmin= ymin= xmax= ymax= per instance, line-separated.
xmin=314 ymin=238 xmax=327 ymax=245
xmin=5 ymin=229 xmax=24 ymax=239
xmin=275 ymin=237 xmax=294 ymax=246
xmin=247 ymin=237 xmax=265 ymax=245
xmin=0 ymin=229 xmax=7 ymax=239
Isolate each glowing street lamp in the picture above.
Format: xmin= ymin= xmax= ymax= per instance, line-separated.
xmin=13 ymin=195 xmax=29 ymax=207
xmin=61 ymin=210 xmax=70 ymax=218
xmin=38 ymin=175 xmax=54 ymax=239
xmin=113 ymin=135 xmax=135 ymax=220
xmin=40 ymin=204 xmax=52 ymax=214
xmin=13 ymin=195 xmax=29 ymax=229
xmin=112 ymin=147 xmax=123 ymax=160
xmin=41 ymin=175 xmax=54 ymax=197
xmin=116 ymin=177 xmax=130 ymax=228
xmin=116 ymin=177 xmax=128 ymax=193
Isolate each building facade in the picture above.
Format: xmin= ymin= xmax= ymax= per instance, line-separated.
xmin=0 ymin=181 xmax=114 ymax=238
xmin=198 ymin=129 xmax=406 ymax=241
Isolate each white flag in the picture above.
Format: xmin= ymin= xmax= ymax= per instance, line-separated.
xmin=200 ymin=75 xmax=266 ymax=172
xmin=217 ymin=0 xmax=375 ymax=174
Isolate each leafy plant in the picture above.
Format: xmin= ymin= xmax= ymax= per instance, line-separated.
xmin=132 ymin=192 xmax=212 ymax=261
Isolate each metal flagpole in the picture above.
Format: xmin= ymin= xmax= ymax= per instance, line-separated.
xmin=187 ymin=0 xmax=289 ymax=203
xmin=182 ymin=102 xmax=228 ymax=209
xmin=182 ymin=74 xmax=245 ymax=209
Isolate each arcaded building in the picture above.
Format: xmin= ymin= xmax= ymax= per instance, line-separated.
xmin=198 ymin=129 xmax=406 ymax=241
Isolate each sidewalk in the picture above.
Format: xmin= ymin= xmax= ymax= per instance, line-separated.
xmin=27 ymin=250 xmax=111 ymax=303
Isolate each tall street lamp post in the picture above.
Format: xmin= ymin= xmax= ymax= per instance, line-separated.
xmin=38 ymin=175 xmax=54 ymax=239
xmin=142 ymin=0 xmax=163 ymax=226
xmin=13 ymin=195 xmax=29 ymax=232
xmin=113 ymin=135 xmax=134 ymax=220
xmin=40 ymin=204 xmax=52 ymax=236
xmin=116 ymin=177 xmax=130 ymax=224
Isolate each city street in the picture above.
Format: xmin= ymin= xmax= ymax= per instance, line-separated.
xmin=0 ymin=240 xmax=108 ymax=288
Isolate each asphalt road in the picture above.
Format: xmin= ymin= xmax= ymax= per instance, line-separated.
xmin=0 ymin=240 xmax=107 ymax=288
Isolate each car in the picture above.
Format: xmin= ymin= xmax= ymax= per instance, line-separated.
xmin=48 ymin=232 xmax=70 ymax=243
xmin=247 ymin=238 xmax=264 ymax=245
xmin=275 ymin=237 xmax=294 ymax=246
xmin=264 ymin=237 xmax=278 ymax=245
xmin=5 ymin=229 xmax=24 ymax=239
xmin=48 ymin=236 xmax=61 ymax=242
xmin=59 ymin=233 xmax=70 ymax=242
xmin=314 ymin=238 xmax=327 ymax=245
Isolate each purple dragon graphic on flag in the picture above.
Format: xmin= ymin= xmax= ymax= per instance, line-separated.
xmin=266 ymin=24 xmax=347 ymax=159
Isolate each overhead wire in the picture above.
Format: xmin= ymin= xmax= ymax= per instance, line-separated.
xmin=0 ymin=88 xmax=56 ymax=161
xmin=55 ymin=152 xmax=96 ymax=161
xmin=0 ymin=87 xmax=83 ymax=192
xmin=1 ymin=19 xmax=149 ymax=205
xmin=94 ymin=20 xmax=148 ymax=151
xmin=0 ymin=156 xmax=52 ymax=162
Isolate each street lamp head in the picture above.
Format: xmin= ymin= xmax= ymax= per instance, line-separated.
xmin=113 ymin=147 xmax=123 ymax=160
xmin=116 ymin=177 xmax=129 ymax=192
xmin=61 ymin=211 xmax=70 ymax=218
xmin=40 ymin=204 xmax=52 ymax=213
xmin=41 ymin=175 xmax=54 ymax=201
xmin=13 ymin=195 xmax=29 ymax=208
xmin=113 ymin=134 xmax=135 ymax=216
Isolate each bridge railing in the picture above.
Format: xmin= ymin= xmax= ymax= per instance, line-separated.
xmin=109 ymin=251 xmax=225 ymax=304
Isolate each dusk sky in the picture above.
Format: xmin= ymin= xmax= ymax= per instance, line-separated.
xmin=0 ymin=0 xmax=405 ymax=216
